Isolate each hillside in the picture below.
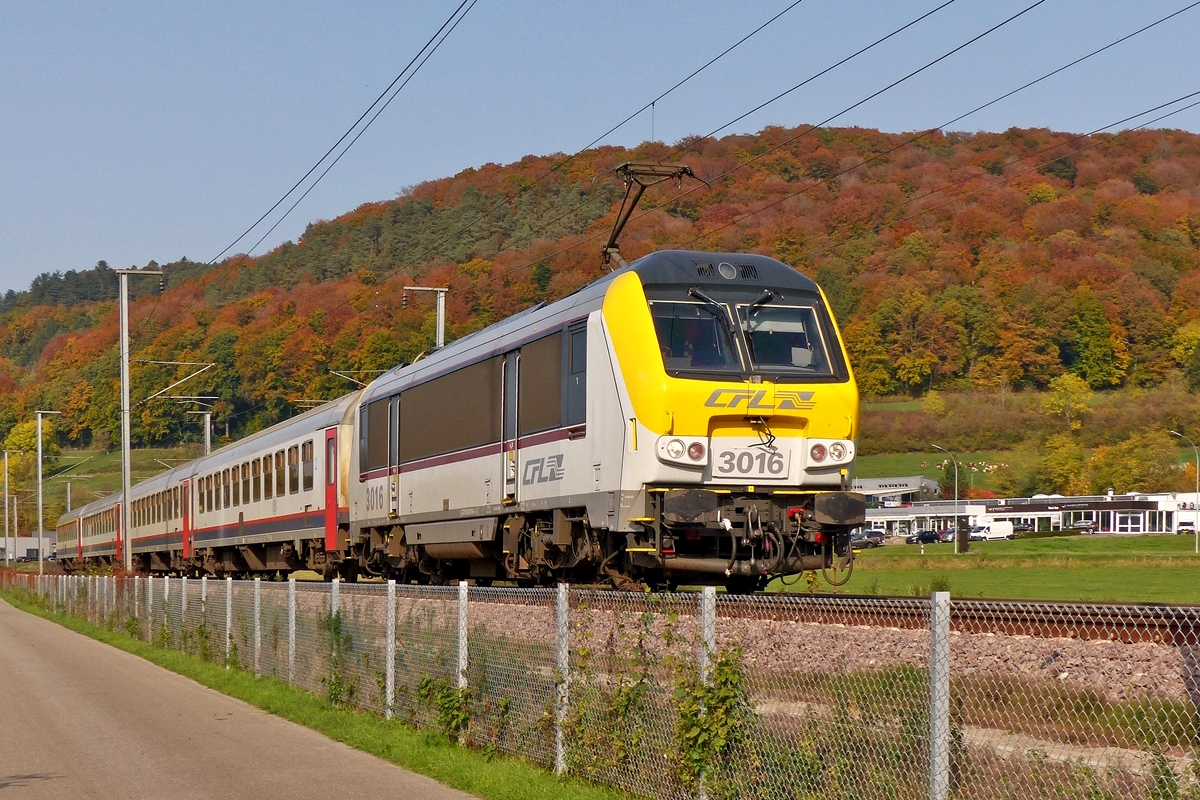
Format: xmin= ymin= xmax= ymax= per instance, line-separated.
xmin=3 ymin=122 xmax=1200 ymax=472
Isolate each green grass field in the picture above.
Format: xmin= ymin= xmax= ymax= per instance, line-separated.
xmin=854 ymin=449 xmax=1033 ymax=493
xmin=773 ymin=534 xmax=1200 ymax=603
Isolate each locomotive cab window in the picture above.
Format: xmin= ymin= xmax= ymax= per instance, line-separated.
xmin=737 ymin=304 xmax=833 ymax=376
xmin=649 ymin=301 xmax=742 ymax=374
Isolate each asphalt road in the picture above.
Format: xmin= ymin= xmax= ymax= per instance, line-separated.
xmin=0 ymin=599 xmax=475 ymax=799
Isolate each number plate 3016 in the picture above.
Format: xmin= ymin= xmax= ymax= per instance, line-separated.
xmin=713 ymin=448 xmax=789 ymax=479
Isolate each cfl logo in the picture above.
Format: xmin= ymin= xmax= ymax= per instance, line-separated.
xmin=522 ymin=454 xmax=565 ymax=485
xmin=703 ymin=389 xmax=815 ymax=409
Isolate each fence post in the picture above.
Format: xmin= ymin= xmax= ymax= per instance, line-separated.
xmin=181 ymin=575 xmax=188 ymax=619
xmin=555 ymin=582 xmax=569 ymax=777
xmin=163 ymin=576 xmax=170 ymax=642
xmin=457 ymin=580 xmax=468 ymax=691
xmin=287 ymin=577 xmax=296 ymax=685
xmin=699 ymin=586 xmax=717 ymax=800
xmin=385 ymin=579 xmax=396 ymax=720
xmin=253 ymin=577 xmax=261 ymax=676
xmin=133 ymin=574 xmax=140 ymax=620
xmin=929 ymin=591 xmax=951 ymax=800
xmin=225 ymin=576 xmax=233 ymax=668
xmin=331 ymin=576 xmax=340 ymax=616
xmin=146 ymin=574 xmax=154 ymax=640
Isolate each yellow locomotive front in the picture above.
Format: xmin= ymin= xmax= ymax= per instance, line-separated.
xmin=603 ymin=251 xmax=864 ymax=592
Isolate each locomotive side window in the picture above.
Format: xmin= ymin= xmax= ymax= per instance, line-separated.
xmin=301 ymin=441 xmax=314 ymax=491
xmin=275 ymin=451 xmax=286 ymax=497
xmin=263 ymin=456 xmax=273 ymax=500
xmin=518 ymin=332 xmax=561 ymax=436
xmin=364 ymin=399 xmax=389 ymax=473
xmin=399 ymin=356 xmax=503 ymax=462
xmin=252 ymin=459 xmax=261 ymax=502
xmin=565 ymin=323 xmax=587 ymax=426
xmin=288 ymin=446 xmax=300 ymax=495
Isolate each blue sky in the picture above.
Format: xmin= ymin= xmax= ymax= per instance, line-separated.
xmin=2 ymin=0 xmax=1199 ymax=293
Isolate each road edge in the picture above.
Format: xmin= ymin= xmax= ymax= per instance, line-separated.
xmin=0 ymin=588 xmax=626 ymax=800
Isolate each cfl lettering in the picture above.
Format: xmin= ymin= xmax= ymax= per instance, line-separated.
xmin=704 ymin=389 xmax=814 ymax=410
xmin=522 ymin=454 xmax=565 ymax=485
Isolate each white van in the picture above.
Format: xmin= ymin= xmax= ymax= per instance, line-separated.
xmin=979 ymin=521 xmax=1014 ymax=540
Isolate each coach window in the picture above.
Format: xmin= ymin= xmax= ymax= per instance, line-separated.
xmin=242 ymin=463 xmax=251 ymax=503
xmin=174 ymin=487 xmax=180 ymax=519
xmin=215 ymin=474 xmax=222 ymax=511
xmin=275 ymin=451 xmax=286 ymax=497
xmin=301 ymin=441 xmax=314 ymax=492
xmin=518 ymin=332 xmax=562 ymax=436
xmin=225 ymin=469 xmax=233 ymax=507
xmin=263 ymin=456 xmax=273 ymax=500
xmin=565 ymin=322 xmax=587 ymax=426
xmin=252 ymin=459 xmax=261 ymax=502
xmin=231 ymin=466 xmax=240 ymax=507
xmin=198 ymin=483 xmax=205 ymax=514
xmin=288 ymin=446 xmax=300 ymax=494
xmin=327 ymin=438 xmax=337 ymax=486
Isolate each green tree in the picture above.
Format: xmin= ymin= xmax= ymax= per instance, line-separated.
xmin=1069 ymin=289 xmax=1128 ymax=388
xmin=1034 ymin=434 xmax=1088 ymax=495
xmin=1042 ymin=373 xmax=1092 ymax=430
xmin=1089 ymin=429 xmax=1178 ymax=494
xmin=2 ymin=420 xmax=59 ymax=486
xmin=354 ymin=330 xmax=404 ymax=373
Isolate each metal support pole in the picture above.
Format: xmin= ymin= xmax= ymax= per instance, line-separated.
xmin=1171 ymin=431 xmax=1200 ymax=554
xmin=3 ymin=451 xmax=9 ymax=566
xmin=116 ymin=268 xmax=161 ymax=572
xmin=435 ymin=289 xmax=446 ymax=349
xmin=288 ymin=577 xmax=296 ymax=684
xmin=36 ymin=411 xmax=59 ymax=575
xmin=204 ymin=411 xmax=211 ymax=456
xmin=929 ymin=591 xmax=951 ymax=800
xmin=225 ymin=576 xmax=233 ymax=668
xmin=932 ymin=444 xmax=959 ymax=554
xmin=555 ymin=582 xmax=569 ymax=777
xmin=253 ymin=577 xmax=261 ymax=675
xmin=457 ymin=580 xmax=468 ymax=690
xmin=385 ymin=579 xmax=396 ymax=719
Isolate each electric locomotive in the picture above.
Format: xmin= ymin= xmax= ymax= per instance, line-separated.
xmin=349 ymin=249 xmax=864 ymax=591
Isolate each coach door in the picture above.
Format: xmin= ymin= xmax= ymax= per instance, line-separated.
xmin=324 ymin=427 xmax=339 ymax=553
xmin=502 ymin=351 xmax=519 ymax=501
xmin=181 ymin=480 xmax=192 ymax=559
xmin=388 ymin=396 xmax=400 ymax=518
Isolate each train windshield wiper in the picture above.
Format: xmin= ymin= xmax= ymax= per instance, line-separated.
xmin=688 ymin=287 xmax=734 ymax=330
xmin=748 ymin=289 xmax=776 ymax=314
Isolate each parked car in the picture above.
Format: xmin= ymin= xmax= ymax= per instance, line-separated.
xmin=1012 ymin=522 xmax=1035 ymax=533
xmin=1066 ymin=519 xmax=1097 ymax=533
xmin=861 ymin=529 xmax=886 ymax=547
xmin=1177 ymin=521 xmax=1195 ymax=534
xmin=937 ymin=529 xmax=956 ymax=543
xmin=967 ymin=525 xmax=988 ymax=541
xmin=905 ymin=530 xmax=940 ymax=545
xmin=850 ymin=531 xmax=877 ymax=550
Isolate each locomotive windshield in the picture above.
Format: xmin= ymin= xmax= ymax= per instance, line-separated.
xmin=737 ymin=304 xmax=833 ymax=376
xmin=650 ymin=301 xmax=743 ymax=373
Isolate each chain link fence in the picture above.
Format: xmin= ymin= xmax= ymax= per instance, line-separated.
xmin=4 ymin=569 xmax=1198 ymax=799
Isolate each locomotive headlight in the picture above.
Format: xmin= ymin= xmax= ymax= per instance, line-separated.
xmin=666 ymin=439 xmax=686 ymax=459
xmin=810 ymin=443 xmax=827 ymax=463
xmin=687 ymin=442 xmax=706 ymax=461
xmin=829 ymin=442 xmax=847 ymax=461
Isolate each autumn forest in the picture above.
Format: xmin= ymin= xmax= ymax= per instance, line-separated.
xmin=5 ymin=121 xmax=1200 ymax=497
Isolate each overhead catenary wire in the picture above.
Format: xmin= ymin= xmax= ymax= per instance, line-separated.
xmin=208 ymin=0 xmax=477 ymax=266
xmin=453 ymin=1 xmax=1198 ymax=296
xmin=453 ymin=0 xmax=1052 ymax=294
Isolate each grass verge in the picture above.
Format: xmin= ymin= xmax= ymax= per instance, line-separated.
xmin=0 ymin=588 xmax=626 ymax=800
